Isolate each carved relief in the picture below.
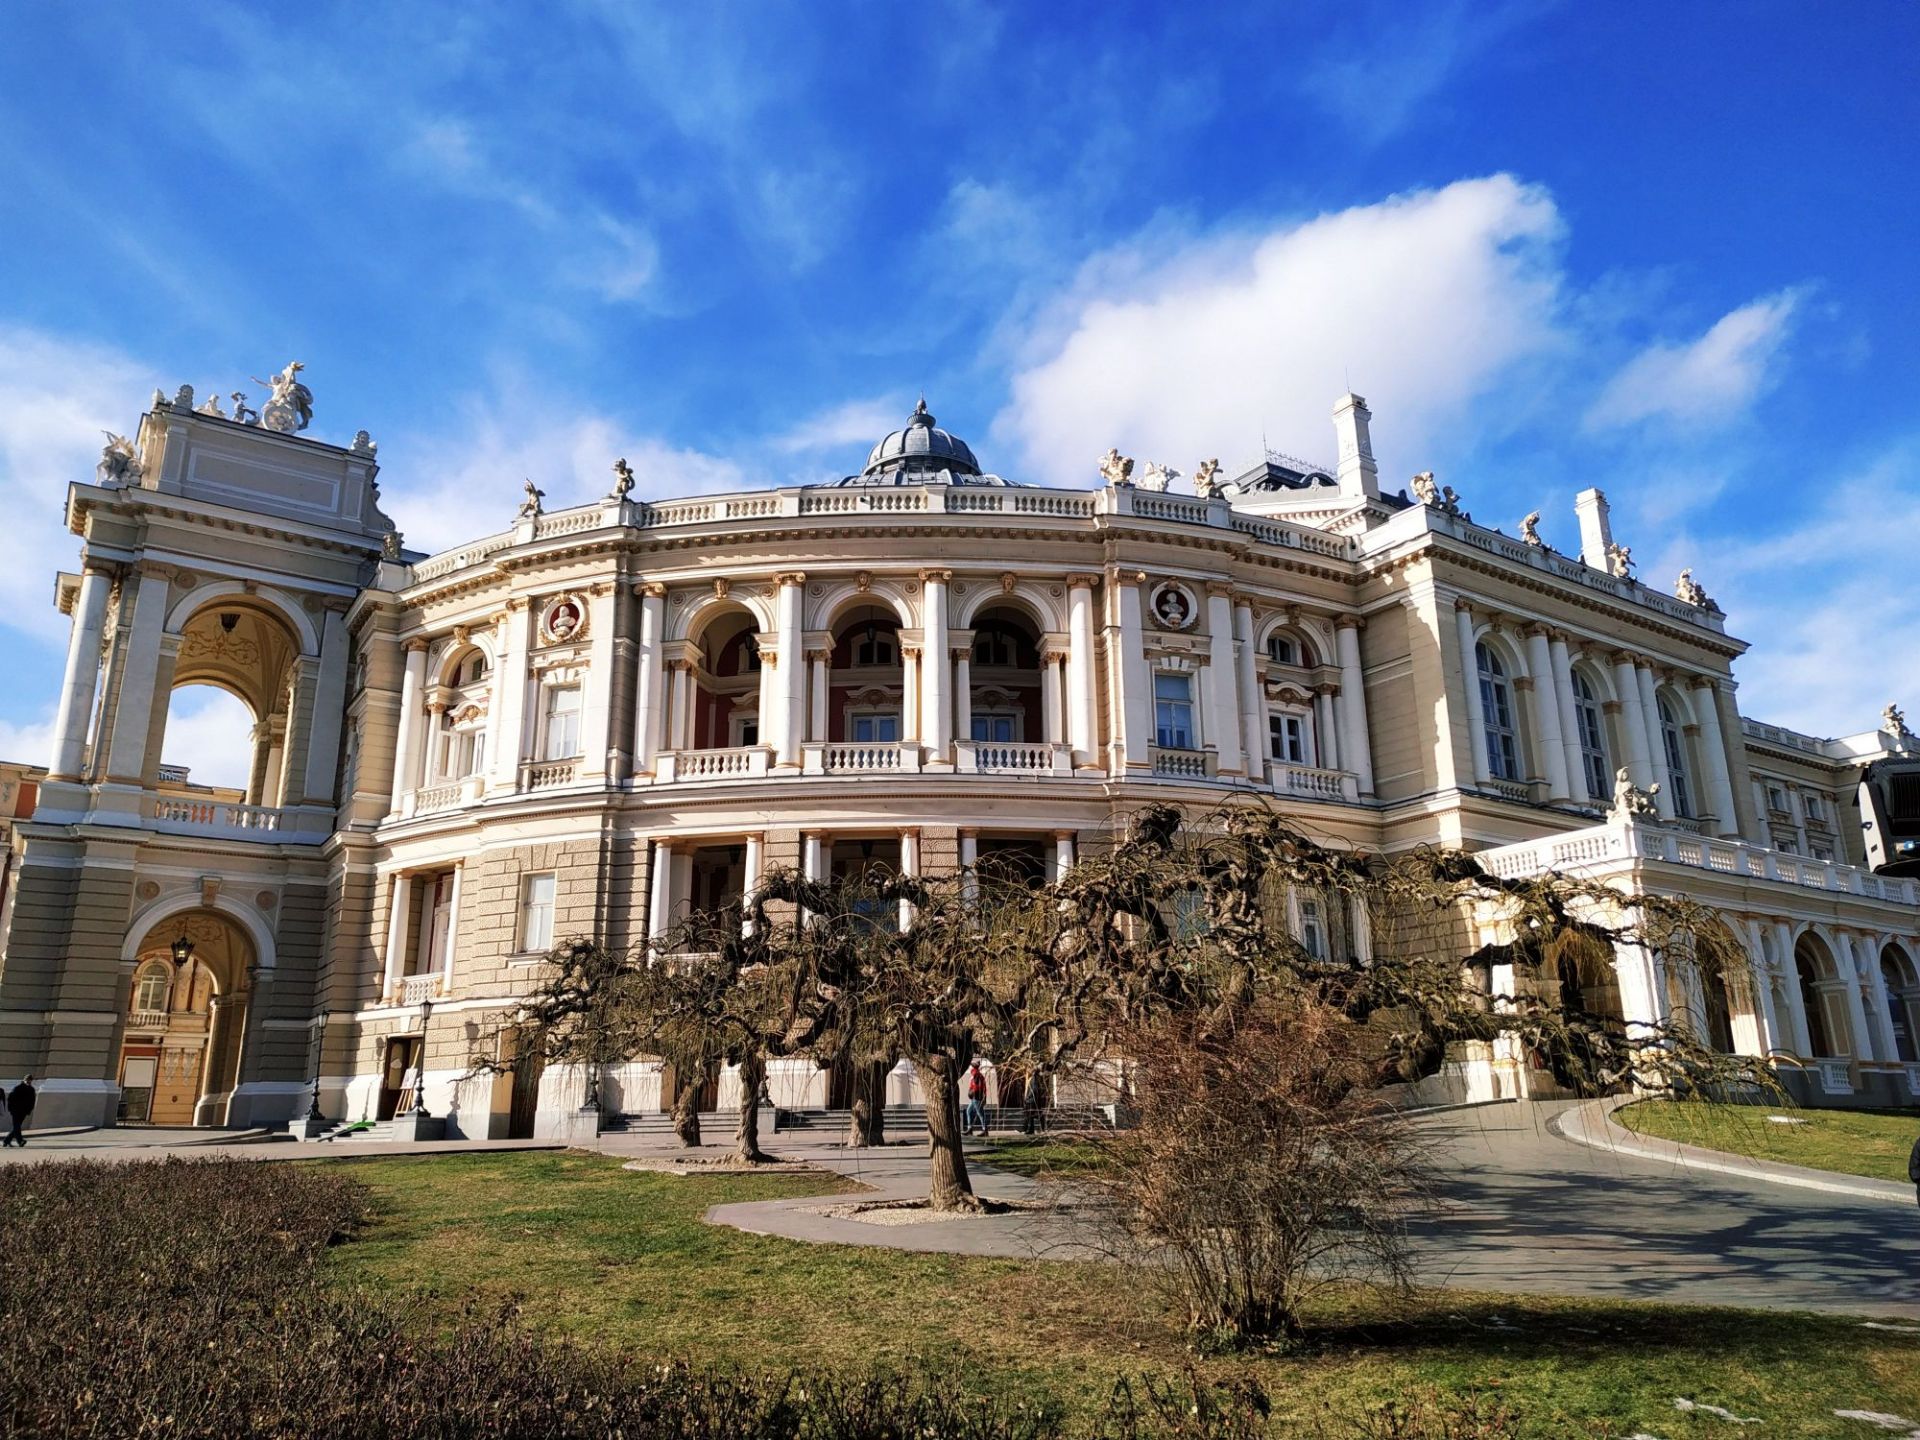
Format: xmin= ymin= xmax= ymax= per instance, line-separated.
xmin=1149 ymin=582 xmax=1198 ymax=631
xmin=540 ymin=594 xmax=587 ymax=645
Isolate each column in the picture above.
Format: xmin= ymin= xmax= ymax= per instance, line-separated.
xmin=1112 ymin=572 xmax=1150 ymax=772
xmin=1053 ymin=831 xmax=1075 ymax=882
xmin=802 ymin=831 xmax=826 ymax=883
xmin=900 ymin=645 xmax=920 ymax=743
xmin=1611 ymin=653 xmax=1654 ymax=792
xmin=807 ymin=648 xmax=829 ymax=741
xmin=1234 ymin=600 xmax=1264 ymax=783
xmin=1334 ymin=618 xmax=1374 ymax=797
xmin=1067 ymin=574 xmax=1100 ymax=767
xmin=389 ymin=641 xmax=429 ymax=812
xmin=1691 ymin=680 xmax=1739 ymax=838
xmin=245 ymin=721 xmax=274 ymax=806
xmin=102 ymin=566 xmax=171 ymax=783
xmin=920 ymin=571 xmax=951 ymax=762
xmin=742 ymin=833 xmax=764 ymax=937
xmin=488 ymin=602 xmax=531 ymax=791
xmin=1522 ymin=627 xmax=1570 ymax=801
xmin=1348 ymin=894 xmax=1373 ymax=963
xmin=1313 ymin=687 xmax=1339 ymax=771
xmin=440 ymin=862 xmax=463 ymax=990
xmin=647 ymin=840 xmax=674 ymax=946
xmin=1862 ymin=936 xmax=1899 ymax=1062
xmin=1611 ymin=939 xmax=1670 ymax=1043
xmin=381 ymin=873 xmax=413 ymax=1000
xmin=1040 ymin=647 xmax=1065 ymax=746
xmin=580 ymin=584 xmax=619 ymax=776
xmin=1456 ymin=603 xmax=1491 ymax=785
xmin=953 ymin=641 xmax=972 ymax=748
xmin=1774 ymin=921 xmax=1812 ymax=1055
xmin=958 ymin=829 xmax=979 ymax=907
xmin=1199 ymin=585 xmax=1243 ymax=778
xmin=1549 ymin=635 xmax=1585 ymax=802
xmin=1743 ymin=920 xmax=1781 ymax=1055
xmin=49 ymin=566 xmax=113 ymax=779
xmin=756 ymin=637 xmax=778 ymax=747
xmin=1837 ymin=935 xmax=1878 ymax=1062
xmin=300 ymin=608 xmax=352 ymax=805
xmin=666 ymin=661 xmax=692 ymax=750
xmin=775 ymin=572 xmax=805 ymax=767
xmin=898 ymin=828 xmax=920 ymax=931
xmin=261 ymin=713 xmax=289 ymax=807
xmin=1635 ymin=665 xmax=1674 ymax=818
xmin=631 ymin=584 xmax=666 ymax=774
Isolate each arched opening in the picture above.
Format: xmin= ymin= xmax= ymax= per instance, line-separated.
xmin=1569 ymin=669 xmax=1611 ymax=803
xmin=685 ymin=606 xmax=765 ymax=751
xmin=1264 ymin=627 xmax=1319 ymax=668
xmin=117 ymin=909 xmax=255 ymax=1126
xmin=427 ymin=645 xmax=491 ymax=782
xmin=964 ymin=606 xmax=1043 ymax=750
xmin=1657 ymin=692 xmax=1695 ymax=819
xmin=828 ymin=605 xmax=907 ymax=746
xmin=1881 ymin=943 xmax=1919 ymax=1062
xmin=165 ymin=600 xmax=305 ymax=807
xmin=1475 ymin=641 xmax=1520 ymax=781
xmin=1793 ymin=933 xmax=1844 ymax=1058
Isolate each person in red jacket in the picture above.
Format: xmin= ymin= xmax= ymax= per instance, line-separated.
xmin=963 ymin=1061 xmax=988 ymax=1137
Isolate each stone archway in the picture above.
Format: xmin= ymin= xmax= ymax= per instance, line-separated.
xmin=117 ymin=910 xmax=255 ymax=1126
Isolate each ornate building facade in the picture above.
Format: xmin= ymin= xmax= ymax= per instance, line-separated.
xmin=0 ymin=377 xmax=1915 ymax=1133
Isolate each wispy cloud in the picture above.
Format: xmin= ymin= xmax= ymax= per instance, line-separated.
xmin=159 ymin=686 xmax=255 ymax=790
xmin=1586 ymin=290 xmax=1803 ymax=431
xmin=774 ymin=396 xmax=907 ymax=455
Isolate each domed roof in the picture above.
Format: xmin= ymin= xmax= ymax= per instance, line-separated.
xmin=853 ymin=398 xmax=981 ymax=482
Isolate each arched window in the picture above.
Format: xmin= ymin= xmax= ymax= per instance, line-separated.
xmin=1475 ymin=642 xmax=1519 ymax=781
xmin=1658 ymin=696 xmax=1693 ymax=818
xmin=1571 ymin=671 xmax=1609 ymax=801
xmin=133 ymin=965 xmax=170 ymax=1014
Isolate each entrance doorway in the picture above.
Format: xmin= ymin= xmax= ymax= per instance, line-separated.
xmin=379 ymin=1036 xmax=422 ymax=1120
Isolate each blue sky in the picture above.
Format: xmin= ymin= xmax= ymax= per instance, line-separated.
xmin=1 ymin=2 xmax=1916 ymax=785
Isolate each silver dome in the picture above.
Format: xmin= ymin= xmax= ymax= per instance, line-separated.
xmin=854 ymin=398 xmax=981 ymax=482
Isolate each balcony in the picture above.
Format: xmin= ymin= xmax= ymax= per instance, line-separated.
xmin=801 ymin=741 xmax=923 ymax=775
xmin=654 ymin=746 xmax=771 ymax=782
xmin=149 ymin=795 xmax=291 ymax=840
xmin=519 ymin=759 xmax=579 ymax=791
xmin=955 ymin=740 xmax=1070 ymax=775
xmin=407 ymin=775 xmax=486 ymax=817
xmin=1150 ymin=746 xmax=1214 ymax=780
xmin=393 ymin=973 xmax=441 ymax=1008
xmin=1268 ymin=761 xmax=1358 ymax=802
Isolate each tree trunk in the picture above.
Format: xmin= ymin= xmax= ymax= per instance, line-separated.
xmin=847 ymin=1058 xmax=888 ymax=1148
xmin=918 ymin=1055 xmax=980 ymax=1212
xmin=734 ymin=1051 xmax=770 ymax=1163
xmin=671 ymin=1069 xmax=702 ymax=1147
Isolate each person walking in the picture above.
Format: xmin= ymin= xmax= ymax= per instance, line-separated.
xmin=1021 ymin=1069 xmax=1044 ymax=1136
xmin=1909 ymin=1131 xmax=1920 ymax=1212
xmin=5 ymin=1075 xmax=36 ymax=1148
xmin=963 ymin=1060 xmax=988 ymax=1137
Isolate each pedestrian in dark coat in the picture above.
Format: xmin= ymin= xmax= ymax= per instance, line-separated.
xmin=5 ymin=1076 xmax=35 ymax=1147
xmin=1908 ymin=1132 xmax=1920 ymax=1212
xmin=1021 ymin=1070 xmax=1044 ymax=1136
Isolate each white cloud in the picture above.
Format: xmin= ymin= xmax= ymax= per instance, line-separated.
xmin=0 ymin=712 xmax=55 ymax=771
xmin=158 ymin=685 xmax=255 ymax=791
xmin=993 ymin=175 xmax=1566 ymax=486
xmin=0 ymin=326 xmax=161 ymax=650
xmin=774 ymin=396 xmax=906 ymax=455
xmin=1586 ymin=291 xmax=1801 ymax=431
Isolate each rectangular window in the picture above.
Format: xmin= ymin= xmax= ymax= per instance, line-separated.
xmin=971 ymin=712 xmax=1017 ymax=742
xmin=520 ymin=872 xmax=556 ymax=953
xmin=542 ymin=686 xmax=582 ymax=760
xmin=1804 ymin=795 xmax=1824 ymax=823
xmin=1268 ymin=712 xmax=1307 ymax=765
xmin=851 ymin=711 xmax=899 ymax=743
xmin=1766 ymin=784 xmax=1789 ymax=813
xmin=1297 ymin=896 xmax=1325 ymax=960
xmin=733 ymin=717 xmax=760 ymax=747
xmin=1154 ymin=672 xmax=1195 ymax=750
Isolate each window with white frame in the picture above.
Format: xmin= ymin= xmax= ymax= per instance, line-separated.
xmin=1475 ymin=642 xmax=1519 ymax=781
xmin=971 ymin=711 xmax=1018 ymax=742
xmin=520 ymin=872 xmax=556 ymax=953
xmin=731 ymin=714 xmax=760 ymax=747
xmin=1571 ymin=671 xmax=1609 ymax=801
xmin=850 ymin=710 xmax=898 ymax=743
xmin=542 ymin=685 xmax=582 ymax=760
xmin=1268 ymin=710 xmax=1309 ymax=766
xmin=1658 ymin=696 xmax=1693 ymax=818
xmin=133 ymin=965 xmax=170 ymax=1014
xmin=1154 ymin=671 xmax=1196 ymax=749
xmin=1266 ymin=633 xmax=1299 ymax=665
xmin=1294 ymin=894 xmax=1326 ymax=960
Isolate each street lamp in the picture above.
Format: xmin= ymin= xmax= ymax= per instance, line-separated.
xmin=306 ymin=1008 xmax=331 ymax=1122
xmin=169 ymin=934 xmax=195 ymax=968
xmin=410 ymin=995 xmax=434 ymax=1116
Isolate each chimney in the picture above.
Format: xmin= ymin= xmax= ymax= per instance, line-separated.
xmin=1332 ymin=393 xmax=1379 ymax=501
xmin=1575 ymin=488 xmax=1613 ymax=570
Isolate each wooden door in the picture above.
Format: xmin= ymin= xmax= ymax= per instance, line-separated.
xmin=378 ymin=1037 xmax=420 ymax=1121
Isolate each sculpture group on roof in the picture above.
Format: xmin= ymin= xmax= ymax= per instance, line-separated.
xmin=158 ymin=361 xmax=315 ymax=437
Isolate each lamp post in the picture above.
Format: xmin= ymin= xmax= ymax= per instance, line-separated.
xmin=569 ymin=941 xmax=603 ymax=1114
xmin=410 ymin=995 xmax=434 ymax=1116
xmin=306 ymin=1008 xmax=331 ymax=1122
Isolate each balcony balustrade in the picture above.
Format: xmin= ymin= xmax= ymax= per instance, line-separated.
xmin=654 ymin=746 xmax=771 ymax=782
xmin=1268 ymin=761 xmax=1358 ymax=802
xmin=151 ymin=796 xmax=285 ymax=837
xmin=801 ymin=741 xmax=923 ymax=775
xmin=394 ymin=973 xmax=441 ymax=1007
xmin=1150 ymin=746 xmax=1214 ymax=780
xmin=519 ymin=759 xmax=579 ymax=791
xmin=955 ymin=740 xmax=1070 ymax=775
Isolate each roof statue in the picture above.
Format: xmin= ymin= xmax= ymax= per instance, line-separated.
xmin=382 ymin=529 xmax=404 ymax=561
xmin=608 ymin=457 xmax=636 ymax=502
xmin=1611 ymin=765 xmax=1661 ymax=819
xmin=1138 ymin=460 xmax=1179 ymax=493
xmin=1410 ymin=471 xmax=1438 ymax=506
xmin=1099 ymin=448 xmax=1134 ymax=487
xmin=1605 ymin=541 xmax=1635 ymax=579
xmin=252 ymin=361 xmax=313 ymax=433
xmin=1885 ymin=703 xmax=1910 ymax=738
xmin=196 ymin=390 xmax=227 ymax=418
xmin=1674 ymin=568 xmax=1709 ymax=607
xmin=1193 ymin=458 xmax=1222 ymax=497
xmin=517 ymin=478 xmax=545 ymax=519
xmin=96 ymin=432 xmax=140 ymax=488
xmin=233 ymin=392 xmax=259 ymax=426
xmin=1519 ymin=511 xmax=1543 ymax=547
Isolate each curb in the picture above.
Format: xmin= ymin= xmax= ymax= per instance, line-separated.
xmin=1552 ymin=1096 xmax=1915 ymax=1207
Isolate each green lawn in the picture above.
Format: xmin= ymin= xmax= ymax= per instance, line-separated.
xmin=1617 ymin=1100 xmax=1920 ymax=1184
xmin=320 ymin=1150 xmax=1920 ymax=1436
xmin=970 ymin=1135 xmax=1111 ymax=1177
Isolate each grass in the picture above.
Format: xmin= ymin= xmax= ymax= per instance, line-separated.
xmin=971 ymin=1135 xmax=1112 ymax=1177
xmin=322 ymin=1149 xmax=1920 ymax=1436
xmin=1617 ymin=1099 xmax=1920 ymax=1184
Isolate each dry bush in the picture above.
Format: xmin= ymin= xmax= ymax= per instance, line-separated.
xmin=1084 ymin=1002 xmax=1432 ymax=1348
